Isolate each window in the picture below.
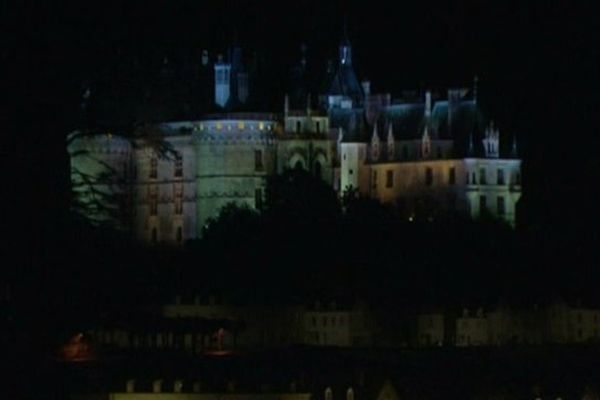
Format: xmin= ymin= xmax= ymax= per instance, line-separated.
xmin=497 ymin=168 xmax=505 ymax=185
xmin=479 ymin=168 xmax=487 ymax=185
xmin=449 ymin=167 xmax=456 ymax=185
xmin=497 ymin=196 xmax=505 ymax=215
xmin=149 ymin=157 xmax=158 ymax=179
xmin=174 ymin=154 xmax=183 ymax=177
xmin=259 ymin=122 xmax=264 ymax=130
xmin=480 ymin=195 xmax=487 ymax=212
xmin=216 ymin=122 xmax=223 ymax=130
xmin=237 ymin=122 xmax=245 ymax=130
xmin=176 ymin=226 xmax=182 ymax=243
xmin=255 ymin=149 xmax=263 ymax=171
xmin=296 ymin=120 xmax=301 ymax=133
xmin=425 ymin=167 xmax=433 ymax=186
xmin=386 ymin=170 xmax=394 ymax=188
xmin=255 ymin=188 xmax=263 ymax=210
xmin=316 ymin=121 xmax=321 ymax=133
xmin=472 ymin=172 xmax=477 ymax=184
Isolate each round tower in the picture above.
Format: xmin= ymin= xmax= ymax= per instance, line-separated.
xmin=193 ymin=114 xmax=279 ymax=235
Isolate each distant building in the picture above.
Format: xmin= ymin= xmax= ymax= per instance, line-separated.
xmin=414 ymin=301 xmax=600 ymax=347
xmin=68 ymin=32 xmax=522 ymax=244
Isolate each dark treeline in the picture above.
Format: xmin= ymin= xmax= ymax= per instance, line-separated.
xmin=8 ymin=170 xmax=598 ymax=346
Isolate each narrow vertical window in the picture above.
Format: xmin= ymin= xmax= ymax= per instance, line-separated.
xmin=386 ymin=170 xmax=394 ymax=188
xmin=174 ymin=185 xmax=183 ymax=215
xmin=316 ymin=121 xmax=321 ymax=133
xmin=497 ymin=169 xmax=504 ymax=185
xmin=174 ymin=153 xmax=183 ymax=177
xmin=372 ymin=170 xmax=378 ymax=189
xmin=296 ymin=120 xmax=302 ymax=133
xmin=479 ymin=168 xmax=487 ymax=185
xmin=449 ymin=167 xmax=456 ymax=185
xmin=255 ymin=149 xmax=263 ymax=171
xmin=149 ymin=157 xmax=158 ymax=179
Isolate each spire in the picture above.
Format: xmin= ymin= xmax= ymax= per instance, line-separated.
xmin=387 ymin=122 xmax=395 ymax=160
xmin=339 ymin=18 xmax=352 ymax=65
xmin=371 ymin=121 xmax=380 ymax=161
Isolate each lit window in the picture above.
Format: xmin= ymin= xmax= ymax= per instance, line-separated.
xmin=216 ymin=122 xmax=223 ymax=130
xmin=259 ymin=122 xmax=264 ymax=130
xmin=199 ymin=124 xmax=204 ymax=131
xmin=238 ymin=122 xmax=245 ymax=130
xmin=227 ymin=124 xmax=232 ymax=131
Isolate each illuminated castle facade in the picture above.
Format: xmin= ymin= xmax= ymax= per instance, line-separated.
xmin=68 ymin=35 xmax=522 ymax=244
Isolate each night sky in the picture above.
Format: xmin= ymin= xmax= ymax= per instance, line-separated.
xmin=4 ymin=1 xmax=600 ymax=250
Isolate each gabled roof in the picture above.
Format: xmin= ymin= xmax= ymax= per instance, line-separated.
xmin=328 ymin=65 xmax=363 ymax=100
